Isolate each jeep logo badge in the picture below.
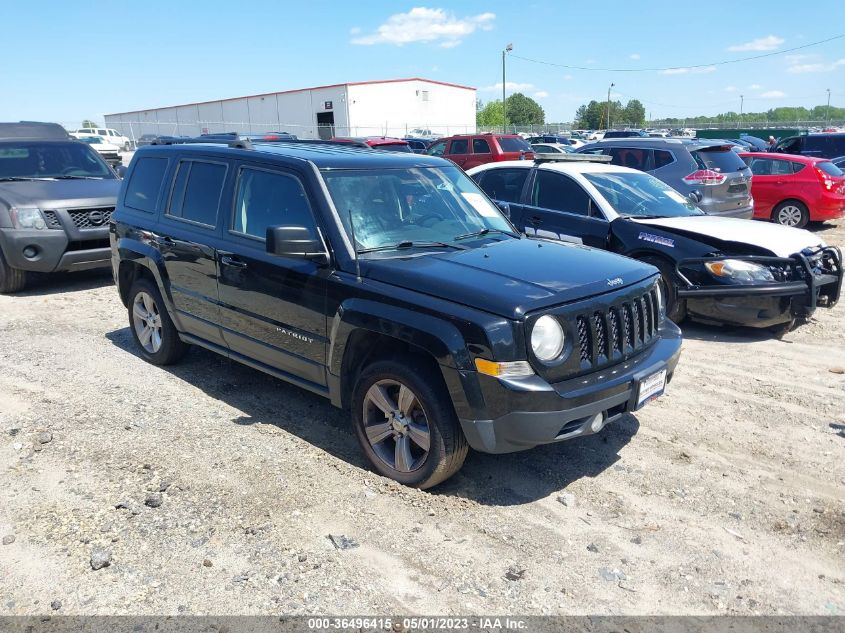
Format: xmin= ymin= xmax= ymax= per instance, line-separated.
xmin=607 ymin=277 xmax=623 ymax=287
xmin=87 ymin=210 xmax=106 ymax=225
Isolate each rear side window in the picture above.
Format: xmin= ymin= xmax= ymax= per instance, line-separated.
xmin=124 ymin=157 xmax=168 ymax=213
xmin=450 ymin=139 xmax=469 ymax=154
xmin=233 ymin=167 xmax=314 ymax=240
xmin=791 ymin=161 xmax=806 ymax=173
xmin=692 ymin=147 xmax=748 ymax=173
xmin=475 ymin=167 xmax=529 ymax=203
xmin=473 ymin=138 xmax=491 ymax=154
xmin=532 ymin=170 xmax=592 ymax=216
xmin=167 ymin=160 xmax=227 ymax=227
xmin=97 ymin=129 xmax=107 ymax=136
xmin=607 ymin=147 xmax=650 ymax=171
xmin=496 ymin=136 xmax=532 ymax=152
xmin=654 ymin=150 xmax=675 ymax=169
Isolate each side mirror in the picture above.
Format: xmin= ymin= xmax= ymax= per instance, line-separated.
xmin=266 ymin=225 xmax=328 ymax=264
xmin=495 ymin=201 xmax=511 ymax=218
xmin=688 ymin=191 xmax=703 ymax=204
xmin=115 ymin=165 xmax=128 ymax=178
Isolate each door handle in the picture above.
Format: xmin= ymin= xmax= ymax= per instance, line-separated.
xmin=220 ymin=255 xmax=247 ymax=269
xmin=529 ymin=215 xmax=543 ymax=225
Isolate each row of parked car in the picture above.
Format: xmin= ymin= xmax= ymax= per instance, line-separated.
xmin=0 ymin=121 xmax=841 ymax=488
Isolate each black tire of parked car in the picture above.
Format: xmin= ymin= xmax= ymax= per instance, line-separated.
xmin=772 ymin=200 xmax=810 ymax=228
xmin=127 ymin=278 xmax=189 ymax=365
xmin=124 ymin=142 xmax=131 ymax=152
xmin=0 ymin=247 xmax=27 ymax=294
xmin=638 ymin=255 xmax=687 ymax=323
xmin=351 ymin=357 xmax=468 ymax=489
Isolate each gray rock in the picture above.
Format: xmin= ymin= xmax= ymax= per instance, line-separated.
xmin=38 ymin=430 xmax=53 ymax=444
xmin=7 ymin=428 xmax=20 ymax=436
xmin=298 ymin=554 xmax=308 ymax=562
xmin=145 ymin=493 xmax=163 ymax=508
xmin=50 ymin=600 xmax=62 ymax=611
xmin=587 ymin=543 xmax=599 ymax=553
xmin=599 ymin=567 xmax=627 ymax=582
xmin=159 ymin=481 xmax=172 ymax=492
xmin=90 ymin=547 xmax=112 ymax=570
xmin=328 ymin=534 xmax=359 ymax=550
xmin=202 ymin=559 xmax=213 ymax=567
xmin=631 ymin=535 xmax=643 ymax=545
xmin=2 ymin=535 xmax=15 ymax=545
xmin=557 ymin=493 xmax=576 ymax=507
xmin=505 ymin=565 xmax=526 ymax=581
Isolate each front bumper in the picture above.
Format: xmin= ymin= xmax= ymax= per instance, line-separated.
xmin=456 ymin=321 xmax=682 ymax=454
xmin=0 ymin=227 xmax=111 ymax=273
xmin=676 ymin=247 xmax=842 ymax=327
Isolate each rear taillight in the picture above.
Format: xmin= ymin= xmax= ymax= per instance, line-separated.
xmin=815 ymin=167 xmax=835 ymax=191
xmin=683 ymin=169 xmax=726 ymax=186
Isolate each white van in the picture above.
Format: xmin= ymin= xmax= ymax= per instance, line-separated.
xmin=75 ymin=127 xmax=132 ymax=151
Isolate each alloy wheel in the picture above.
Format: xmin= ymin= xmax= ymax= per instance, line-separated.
xmin=777 ymin=205 xmax=803 ymax=227
xmin=362 ymin=379 xmax=431 ymax=473
xmin=132 ymin=291 xmax=163 ymax=354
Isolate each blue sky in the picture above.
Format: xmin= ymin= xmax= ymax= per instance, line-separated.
xmin=2 ymin=0 xmax=843 ymax=126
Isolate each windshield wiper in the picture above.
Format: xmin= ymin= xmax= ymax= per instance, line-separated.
xmin=620 ymin=214 xmax=668 ymax=220
xmin=453 ymin=227 xmax=517 ymax=241
xmin=51 ymin=175 xmax=102 ymax=180
xmin=358 ymin=240 xmax=468 ymax=254
xmin=0 ymin=176 xmax=54 ymax=182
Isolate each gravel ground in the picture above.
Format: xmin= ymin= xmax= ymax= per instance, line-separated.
xmin=1 ymin=221 xmax=844 ymax=616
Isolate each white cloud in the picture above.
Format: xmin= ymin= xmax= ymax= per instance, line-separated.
xmin=349 ymin=26 xmax=361 ymax=35
xmin=787 ymin=58 xmax=845 ymax=73
xmin=563 ymin=74 xmax=573 ymax=80
xmin=748 ymin=83 xmax=761 ymax=89
xmin=351 ymin=7 xmax=495 ymax=47
xmin=760 ymin=90 xmax=786 ymax=98
xmin=533 ymin=91 xmax=549 ymax=99
xmin=727 ymin=35 xmax=784 ymax=52
xmin=725 ymin=85 xmax=737 ymax=92
xmin=479 ymin=82 xmax=534 ymax=92
xmin=659 ymin=65 xmax=716 ymax=75
xmin=629 ymin=53 xmax=640 ymax=60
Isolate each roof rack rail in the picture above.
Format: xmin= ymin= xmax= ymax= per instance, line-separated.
xmin=151 ymin=136 xmax=253 ymax=149
xmin=534 ymin=153 xmax=612 ymax=164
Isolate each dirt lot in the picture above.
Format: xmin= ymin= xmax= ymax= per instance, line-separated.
xmin=1 ymin=221 xmax=844 ymax=617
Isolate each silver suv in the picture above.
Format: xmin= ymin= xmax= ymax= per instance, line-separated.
xmin=577 ymin=138 xmax=754 ymax=218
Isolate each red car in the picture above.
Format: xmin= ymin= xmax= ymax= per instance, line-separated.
xmin=426 ymin=133 xmax=534 ymax=169
xmin=740 ymin=152 xmax=845 ymax=227
xmin=330 ymin=137 xmax=412 ymax=152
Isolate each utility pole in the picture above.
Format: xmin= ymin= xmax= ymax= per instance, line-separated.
xmin=827 ymin=88 xmax=832 ymax=126
xmin=606 ymin=82 xmax=615 ymax=130
xmin=502 ymin=43 xmax=512 ymax=134
xmin=740 ymin=95 xmax=744 ymax=127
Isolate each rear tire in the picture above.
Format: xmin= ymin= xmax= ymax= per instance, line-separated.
xmin=639 ymin=256 xmax=686 ymax=323
xmin=0 ymin=247 xmax=27 ymax=294
xmin=124 ymin=142 xmax=131 ymax=151
xmin=351 ymin=357 xmax=468 ymax=489
xmin=772 ymin=201 xmax=809 ymax=228
xmin=127 ymin=277 xmax=188 ymax=365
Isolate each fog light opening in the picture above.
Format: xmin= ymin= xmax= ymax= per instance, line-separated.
xmin=22 ymin=245 xmax=39 ymax=259
xmin=589 ymin=412 xmax=605 ymax=434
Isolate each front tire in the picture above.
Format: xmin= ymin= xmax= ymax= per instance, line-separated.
xmin=772 ymin=201 xmax=809 ymax=228
xmin=351 ymin=358 xmax=468 ymax=489
xmin=127 ymin=278 xmax=188 ymax=365
xmin=640 ymin=256 xmax=686 ymax=323
xmin=0 ymin=247 xmax=27 ymax=294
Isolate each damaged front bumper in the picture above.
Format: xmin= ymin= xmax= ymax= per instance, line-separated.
xmin=675 ymin=246 xmax=842 ymax=328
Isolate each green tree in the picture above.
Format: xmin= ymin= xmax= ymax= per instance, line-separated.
xmin=623 ymin=99 xmax=646 ymax=126
xmin=476 ymin=100 xmax=504 ymax=128
xmin=505 ymin=93 xmax=545 ymax=126
xmin=575 ymin=100 xmax=605 ymax=128
xmin=81 ymin=119 xmax=98 ymax=128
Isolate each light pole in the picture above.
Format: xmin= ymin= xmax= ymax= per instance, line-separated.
xmin=502 ymin=43 xmax=512 ymax=134
xmin=827 ymin=88 xmax=832 ymax=126
xmin=606 ymin=83 xmax=615 ymax=130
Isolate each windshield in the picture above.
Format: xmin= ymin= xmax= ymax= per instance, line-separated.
xmin=584 ymin=172 xmax=703 ymax=218
xmin=321 ymin=165 xmax=515 ymax=253
xmin=0 ymin=142 xmax=114 ymax=179
xmin=692 ymin=146 xmax=748 ymax=173
xmin=373 ymin=143 xmax=413 ymax=153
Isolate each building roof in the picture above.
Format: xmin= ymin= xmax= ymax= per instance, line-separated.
xmin=105 ymin=77 xmax=475 ymax=117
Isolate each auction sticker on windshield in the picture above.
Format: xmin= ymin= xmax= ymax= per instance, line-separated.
xmin=636 ymin=369 xmax=667 ymax=409
xmin=461 ymin=191 xmax=499 ymax=217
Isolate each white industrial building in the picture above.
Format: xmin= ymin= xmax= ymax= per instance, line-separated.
xmin=104 ymin=77 xmax=476 ymax=141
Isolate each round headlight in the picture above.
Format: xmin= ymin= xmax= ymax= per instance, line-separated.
xmin=531 ymin=315 xmax=565 ymax=361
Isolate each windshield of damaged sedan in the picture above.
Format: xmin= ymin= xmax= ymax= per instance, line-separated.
xmin=321 ymin=165 xmax=516 ymax=252
xmin=0 ymin=142 xmax=114 ymax=180
xmin=584 ymin=172 xmax=703 ymax=218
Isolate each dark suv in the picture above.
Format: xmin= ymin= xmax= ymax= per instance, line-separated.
xmin=111 ymin=138 xmax=682 ymax=488
xmin=773 ymin=133 xmax=845 ymax=159
xmin=0 ymin=121 xmax=121 ymax=292
xmin=577 ymin=138 xmax=754 ymax=218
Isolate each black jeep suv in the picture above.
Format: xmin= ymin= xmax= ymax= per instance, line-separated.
xmin=111 ymin=138 xmax=682 ymax=488
xmin=0 ymin=121 xmax=121 ymax=292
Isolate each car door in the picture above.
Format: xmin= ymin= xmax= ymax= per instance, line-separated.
xmin=522 ymin=168 xmax=610 ymax=248
xmin=447 ymin=138 xmax=470 ymax=168
xmin=747 ymin=157 xmax=784 ymax=216
xmin=216 ymin=163 xmax=328 ymax=388
xmin=156 ymin=156 xmax=229 ymax=346
xmin=473 ymin=166 xmax=531 ymax=226
xmin=467 ymin=137 xmax=492 ymax=169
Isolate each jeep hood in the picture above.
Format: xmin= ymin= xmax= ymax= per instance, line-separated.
xmin=361 ymin=238 xmax=657 ymax=319
xmin=0 ymin=179 xmax=120 ymax=211
xmin=634 ymin=216 xmax=824 ymax=258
